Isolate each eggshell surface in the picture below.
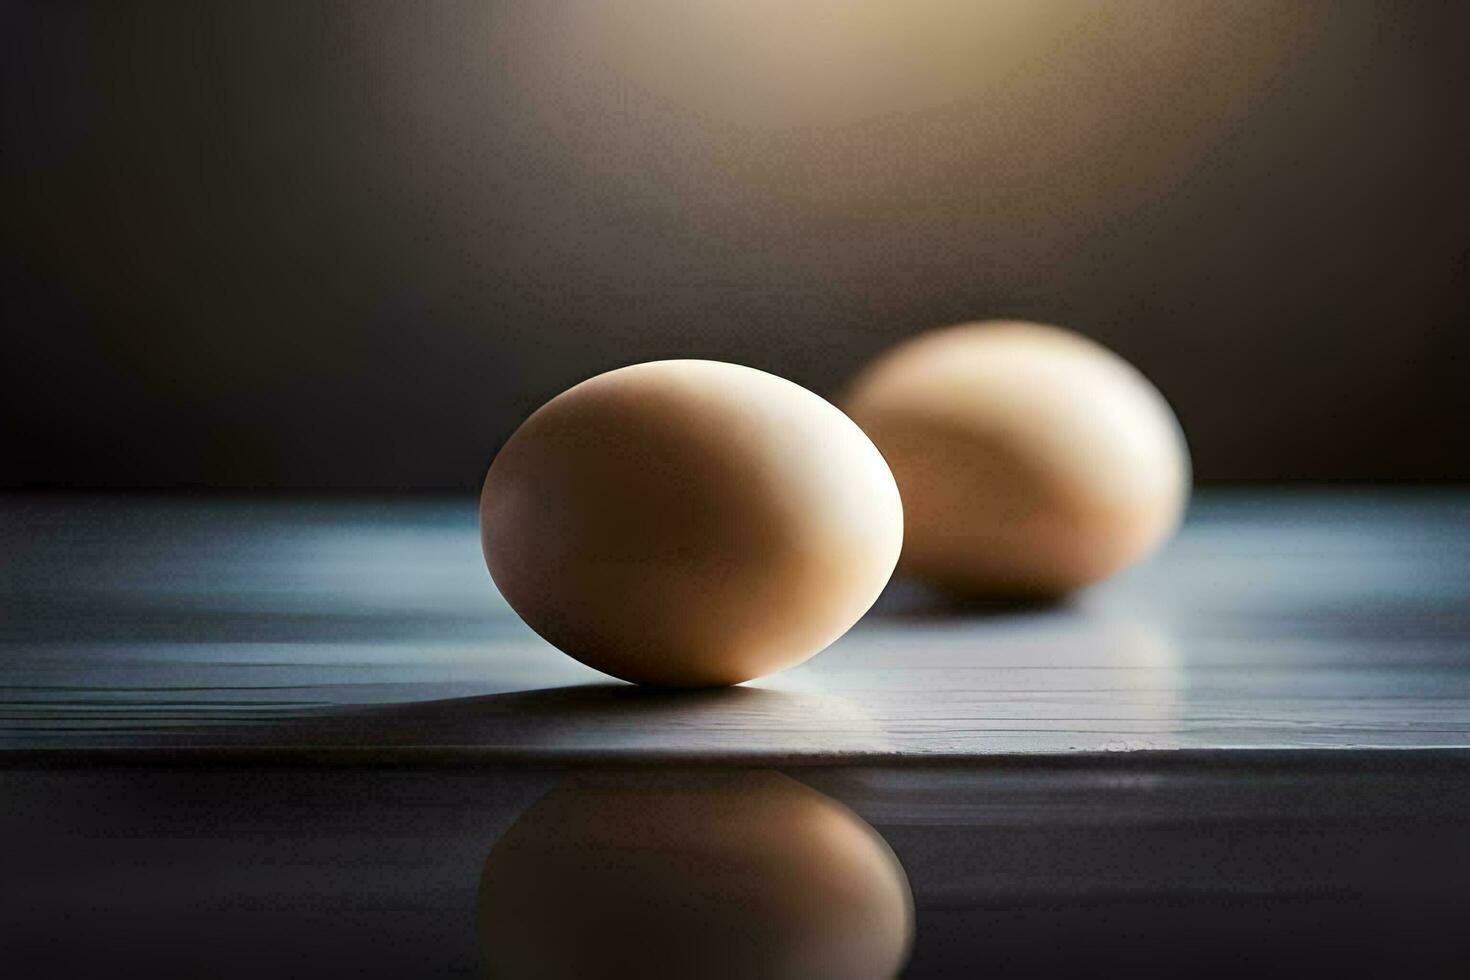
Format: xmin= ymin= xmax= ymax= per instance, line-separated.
xmin=843 ymin=322 xmax=1189 ymax=599
xmin=476 ymin=771 xmax=914 ymax=979
xmin=480 ymin=360 xmax=903 ymax=687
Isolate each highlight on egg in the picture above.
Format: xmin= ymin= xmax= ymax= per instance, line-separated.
xmin=480 ymin=359 xmax=904 ymax=687
xmin=843 ymin=321 xmax=1190 ymax=599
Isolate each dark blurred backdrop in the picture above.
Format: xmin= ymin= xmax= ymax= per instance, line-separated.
xmin=3 ymin=0 xmax=1467 ymax=490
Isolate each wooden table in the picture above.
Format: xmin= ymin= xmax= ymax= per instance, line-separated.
xmin=3 ymin=491 xmax=1467 ymax=977
xmin=3 ymin=490 xmax=1468 ymax=759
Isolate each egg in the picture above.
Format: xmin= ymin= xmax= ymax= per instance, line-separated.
xmin=843 ymin=322 xmax=1189 ymax=599
xmin=476 ymin=771 xmax=914 ymax=979
xmin=480 ymin=360 xmax=903 ymax=687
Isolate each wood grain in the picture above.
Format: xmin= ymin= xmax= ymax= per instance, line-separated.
xmin=2 ymin=491 xmax=1468 ymax=761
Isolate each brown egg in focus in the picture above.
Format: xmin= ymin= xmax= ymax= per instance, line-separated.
xmin=843 ymin=322 xmax=1190 ymax=599
xmin=480 ymin=360 xmax=903 ymax=687
xmin=476 ymin=771 xmax=914 ymax=980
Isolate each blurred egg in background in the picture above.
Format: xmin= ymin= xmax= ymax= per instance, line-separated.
xmin=844 ymin=322 xmax=1190 ymax=598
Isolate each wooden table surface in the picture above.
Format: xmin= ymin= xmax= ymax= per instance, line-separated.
xmin=6 ymin=758 xmax=1466 ymax=979
xmin=3 ymin=490 xmax=1468 ymax=762
xmin=5 ymin=490 xmax=1468 ymax=978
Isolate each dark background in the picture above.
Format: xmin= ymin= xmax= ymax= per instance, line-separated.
xmin=3 ymin=0 xmax=1466 ymax=491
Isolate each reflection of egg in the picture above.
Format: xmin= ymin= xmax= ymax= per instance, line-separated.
xmin=480 ymin=360 xmax=903 ymax=687
xmin=844 ymin=322 xmax=1189 ymax=598
xmin=477 ymin=771 xmax=914 ymax=979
